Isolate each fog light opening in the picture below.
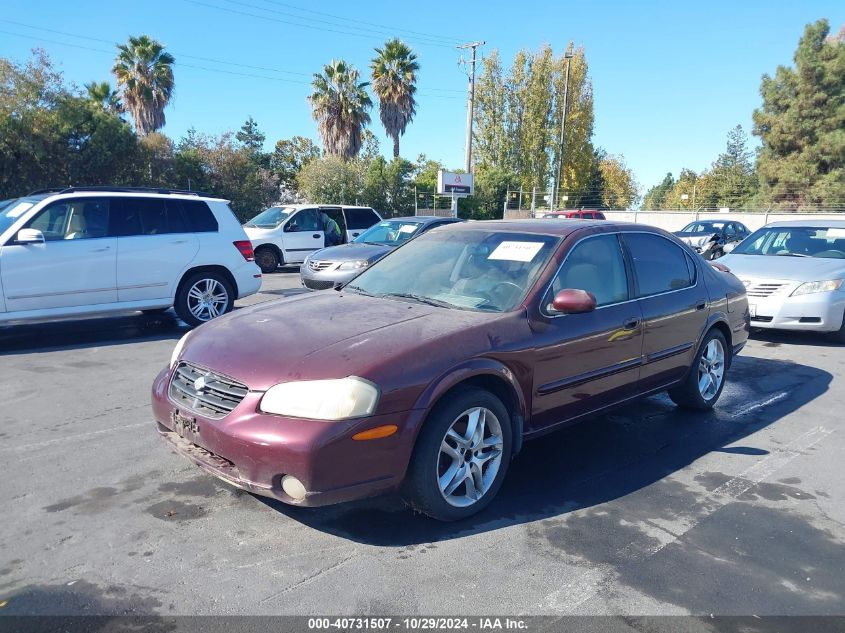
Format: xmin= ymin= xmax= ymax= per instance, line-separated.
xmin=281 ymin=475 xmax=307 ymax=501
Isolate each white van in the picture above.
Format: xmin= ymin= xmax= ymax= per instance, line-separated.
xmin=244 ymin=204 xmax=381 ymax=273
xmin=0 ymin=187 xmax=262 ymax=327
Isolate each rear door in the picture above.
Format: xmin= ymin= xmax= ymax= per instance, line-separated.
xmin=281 ymin=208 xmax=323 ymax=262
xmin=621 ymin=231 xmax=706 ymax=392
xmin=0 ymin=197 xmax=117 ymax=312
xmin=344 ymin=207 xmax=381 ymax=241
xmin=114 ymin=197 xmax=199 ymax=302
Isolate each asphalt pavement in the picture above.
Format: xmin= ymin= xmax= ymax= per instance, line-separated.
xmin=1 ymin=268 xmax=843 ymax=616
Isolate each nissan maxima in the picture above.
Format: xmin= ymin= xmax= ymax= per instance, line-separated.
xmin=152 ymin=220 xmax=749 ymax=520
xmin=720 ymin=220 xmax=845 ymax=341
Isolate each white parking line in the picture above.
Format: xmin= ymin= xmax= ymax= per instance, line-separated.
xmin=543 ymin=424 xmax=833 ymax=613
xmin=730 ymin=391 xmax=790 ymax=418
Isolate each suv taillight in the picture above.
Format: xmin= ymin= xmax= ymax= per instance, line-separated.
xmin=234 ymin=240 xmax=255 ymax=261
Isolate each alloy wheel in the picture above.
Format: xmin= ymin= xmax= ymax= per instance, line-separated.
xmin=186 ymin=278 xmax=229 ymax=322
xmin=698 ymin=338 xmax=725 ymax=400
xmin=437 ymin=406 xmax=504 ymax=508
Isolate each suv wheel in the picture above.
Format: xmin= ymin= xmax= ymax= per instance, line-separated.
xmin=255 ymin=247 xmax=280 ymax=274
xmin=175 ymin=271 xmax=234 ymax=327
xmin=403 ymin=388 xmax=512 ymax=521
xmin=668 ymin=329 xmax=729 ymax=410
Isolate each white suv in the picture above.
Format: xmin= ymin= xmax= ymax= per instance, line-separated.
xmin=244 ymin=204 xmax=381 ymax=273
xmin=0 ymin=187 xmax=262 ymax=327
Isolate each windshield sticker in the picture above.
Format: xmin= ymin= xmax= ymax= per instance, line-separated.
xmin=5 ymin=202 xmax=33 ymax=218
xmin=399 ymin=225 xmax=417 ymax=233
xmin=489 ymin=241 xmax=544 ymax=262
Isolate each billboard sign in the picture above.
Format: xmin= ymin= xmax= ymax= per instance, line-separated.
xmin=437 ymin=170 xmax=474 ymax=196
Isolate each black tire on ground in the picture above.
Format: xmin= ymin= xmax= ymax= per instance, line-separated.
xmin=255 ymin=247 xmax=280 ymax=274
xmin=141 ymin=307 xmax=170 ymax=315
xmin=668 ymin=328 xmax=729 ymax=410
xmin=174 ymin=271 xmax=235 ymax=327
xmin=402 ymin=387 xmax=513 ymax=521
xmin=830 ymin=311 xmax=845 ymax=344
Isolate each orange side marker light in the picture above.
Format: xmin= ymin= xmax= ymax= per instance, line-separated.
xmin=352 ymin=425 xmax=398 ymax=441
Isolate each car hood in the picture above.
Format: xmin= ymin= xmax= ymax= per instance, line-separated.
xmin=719 ymin=254 xmax=845 ymax=281
xmin=179 ymin=291 xmax=498 ymax=392
xmin=309 ymin=242 xmax=393 ymax=263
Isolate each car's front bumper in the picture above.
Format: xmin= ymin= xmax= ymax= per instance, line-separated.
xmin=299 ymin=263 xmax=360 ymax=291
xmin=151 ymin=366 xmax=420 ymax=506
xmin=747 ymin=290 xmax=845 ymax=332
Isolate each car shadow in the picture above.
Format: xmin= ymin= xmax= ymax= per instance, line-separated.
xmin=256 ymin=354 xmax=831 ymax=545
xmin=0 ymin=311 xmax=189 ymax=355
xmin=750 ymin=328 xmax=843 ymax=348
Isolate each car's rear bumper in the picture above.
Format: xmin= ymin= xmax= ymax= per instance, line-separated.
xmin=232 ymin=261 xmax=262 ymax=298
xmin=748 ymin=292 xmax=845 ymax=332
xmin=151 ymin=366 xmax=419 ymax=506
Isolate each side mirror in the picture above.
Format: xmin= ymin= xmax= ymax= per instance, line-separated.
xmin=550 ymin=288 xmax=597 ymax=314
xmin=723 ymin=242 xmax=736 ymax=254
xmin=284 ymin=222 xmax=299 ymax=233
xmin=16 ymin=228 xmax=45 ymax=244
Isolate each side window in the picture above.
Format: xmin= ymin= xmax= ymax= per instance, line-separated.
xmin=724 ymin=224 xmax=736 ymax=239
xmin=181 ymin=200 xmax=218 ymax=233
xmin=292 ymin=209 xmax=320 ymax=232
xmin=117 ymin=197 xmax=186 ymax=236
xmin=583 ymin=212 xmax=594 ymax=219
xmin=548 ymin=234 xmax=629 ymax=308
xmin=27 ymin=198 xmax=110 ymax=241
xmin=623 ymin=233 xmax=694 ymax=297
xmin=346 ymin=208 xmax=380 ymax=230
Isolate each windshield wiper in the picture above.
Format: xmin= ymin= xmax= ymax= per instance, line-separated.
xmin=775 ymin=252 xmax=810 ymax=257
xmin=343 ymin=285 xmax=376 ymax=296
xmin=380 ymin=292 xmax=456 ymax=309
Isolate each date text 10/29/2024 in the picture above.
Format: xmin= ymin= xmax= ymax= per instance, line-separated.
xmin=307 ymin=618 xmax=528 ymax=631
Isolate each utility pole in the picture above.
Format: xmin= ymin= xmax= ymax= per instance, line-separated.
xmin=458 ymin=41 xmax=485 ymax=174
xmin=552 ymin=44 xmax=575 ymax=210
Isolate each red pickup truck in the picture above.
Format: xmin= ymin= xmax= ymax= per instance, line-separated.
xmin=542 ymin=209 xmax=607 ymax=220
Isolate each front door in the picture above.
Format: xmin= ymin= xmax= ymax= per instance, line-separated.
xmin=531 ymin=233 xmax=644 ymax=431
xmin=282 ymin=208 xmax=324 ymax=263
xmin=0 ymin=197 xmax=117 ymax=312
xmin=621 ymin=232 xmax=707 ymax=392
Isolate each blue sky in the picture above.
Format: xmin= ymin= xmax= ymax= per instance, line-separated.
xmin=1 ymin=0 xmax=842 ymax=190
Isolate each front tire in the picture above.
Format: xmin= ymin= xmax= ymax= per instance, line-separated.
xmin=255 ymin=247 xmax=280 ymax=274
xmin=403 ymin=388 xmax=512 ymax=521
xmin=175 ymin=271 xmax=234 ymax=327
xmin=668 ymin=329 xmax=729 ymax=410
xmin=830 ymin=310 xmax=845 ymax=344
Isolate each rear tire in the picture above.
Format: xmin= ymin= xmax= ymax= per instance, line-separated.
xmin=668 ymin=329 xmax=729 ymax=410
xmin=403 ymin=388 xmax=512 ymax=521
xmin=175 ymin=271 xmax=234 ymax=327
xmin=255 ymin=247 xmax=280 ymax=274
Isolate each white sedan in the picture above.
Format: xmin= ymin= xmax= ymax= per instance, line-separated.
xmin=721 ymin=220 xmax=845 ymax=341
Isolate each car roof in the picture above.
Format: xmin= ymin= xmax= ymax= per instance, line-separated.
xmin=765 ymin=219 xmax=845 ymax=229
xmin=446 ymin=218 xmax=628 ymax=237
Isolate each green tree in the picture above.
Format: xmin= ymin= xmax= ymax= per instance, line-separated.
xmin=112 ymin=35 xmax=175 ymax=136
xmin=84 ymin=80 xmax=123 ymax=114
xmin=308 ymin=60 xmax=372 ymax=159
xmin=595 ymin=151 xmax=640 ymax=209
xmin=753 ymin=19 xmax=845 ymax=210
xmin=473 ymin=51 xmax=508 ymax=169
xmin=708 ymin=124 xmax=757 ymax=209
xmin=271 ymin=136 xmax=321 ymax=191
xmin=296 ymin=155 xmax=363 ymax=204
xmin=642 ymin=173 xmax=676 ymax=209
xmin=371 ymin=39 xmax=418 ymax=158
xmin=236 ymin=116 xmax=266 ymax=152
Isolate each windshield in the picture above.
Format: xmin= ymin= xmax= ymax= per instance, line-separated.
xmin=681 ymin=222 xmax=725 ymax=233
xmin=244 ymin=206 xmax=294 ymax=228
xmin=732 ymin=226 xmax=845 ymax=259
xmin=354 ymin=220 xmax=424 ymax=245
xmin=346 ymin=229 xmax=559 ymax=312
xmin=0 ymin=198 xmax=38 ymax=235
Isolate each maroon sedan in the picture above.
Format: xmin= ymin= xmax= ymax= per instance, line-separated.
xmin=152 ymin=220 xmax=749 ymax=521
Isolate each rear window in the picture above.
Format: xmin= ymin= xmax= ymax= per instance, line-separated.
xmin=181 ymin=200 xmax=218 ymax=233
xmin=345 ymin=207 xmax=380 ymax=230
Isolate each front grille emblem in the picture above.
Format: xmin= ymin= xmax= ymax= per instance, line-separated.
xmin=194 ymin=375 xmax=209 ymax=392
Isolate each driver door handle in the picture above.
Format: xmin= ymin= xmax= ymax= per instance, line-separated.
xmin=312 ymin=234 xmax=321 ymax=239
xmin=622 ymin=318 xmax=640 ymax=330
xmin=90 ymin=246 xmax=111 ymax=252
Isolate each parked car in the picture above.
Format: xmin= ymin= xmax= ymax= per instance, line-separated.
xmin=542 ymin=209 xmax=606 ymax=220
xmin=674 ymin=220 xmax=750 ymax=260
xmin=0 ymin=187 xmax=261 ymax=327
xmin=244 ymin=204 xmax=382 ymax=273
xmin=154 ymin=219 xmax=748 ymax=520
xmin=720 ymin=220 xmax=845 ymax=341
xmin=300 ymin=216 xmax=464 ymax=290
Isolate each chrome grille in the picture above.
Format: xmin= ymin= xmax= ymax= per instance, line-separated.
xmin=308 ymin=260 xmax=333 ymax=272
xmin=745 ymin=282 xmax=786 ymax=298
xmin=169 ymin=362 xmax=249 ymax=419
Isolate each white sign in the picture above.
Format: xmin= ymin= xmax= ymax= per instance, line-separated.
xmin=489 ymin=241 xmax=544 ymax=263
xmin=437 ymin=170 xmax=474 ymax=196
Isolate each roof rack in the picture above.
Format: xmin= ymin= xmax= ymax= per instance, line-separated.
xmin=27 ymin=186 xmax=213 ymax=197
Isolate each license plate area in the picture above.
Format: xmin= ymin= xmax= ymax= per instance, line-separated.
xmin=171 ymin=410 xmax=200 ymax=438
xmin=748 ymin=304 xmax=757 ymax=318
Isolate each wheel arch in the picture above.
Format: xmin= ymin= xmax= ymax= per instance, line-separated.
xmin=253 ymin=242 xmax=284 ymax=264
xmin=176 ymin=265 xmax=239 ymax=300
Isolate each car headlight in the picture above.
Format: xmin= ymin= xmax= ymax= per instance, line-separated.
xmin=259 ymin=377 xmax=380 ymax=420
xmin=170 ymin=331 xmax=191 ymax=369
xmin=338 ymin=259 xmax=369 ymax=271
xmin=790 ymin=279 xmax=843 ymax=296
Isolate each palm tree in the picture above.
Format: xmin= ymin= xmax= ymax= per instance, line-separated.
xmin=308 ymin=60 xmax=372 ymax=159
xmin=371 ymin=39 xmax=418 ymax=158
xmin=112 ymin=35 xmax=175 ymax=135
xmin=84 ymin=80 xmax=123 ymax=114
